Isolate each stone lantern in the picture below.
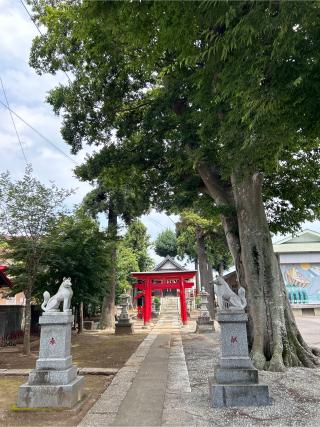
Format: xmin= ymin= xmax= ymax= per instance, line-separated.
xmin=115 ymin=292 xmax=134 ymax=335
xmin=196 ymin=287 xmax=214 ymax=333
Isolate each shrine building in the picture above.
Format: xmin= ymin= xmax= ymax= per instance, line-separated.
xmin=131 ymin=256 xmax=196 ymax=326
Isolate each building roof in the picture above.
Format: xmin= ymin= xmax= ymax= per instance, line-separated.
xmin=273 ymin=229 xmax=320 ymax=254
xmin=131 ymin=270 xmax=196 ymax=276
xmin=153 ymin=255 xmax=187 ymax=272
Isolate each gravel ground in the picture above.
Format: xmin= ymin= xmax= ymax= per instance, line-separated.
xmin=182 ymin=331 xmax=320 ymax=427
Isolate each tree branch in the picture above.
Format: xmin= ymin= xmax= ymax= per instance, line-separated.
xmin=197 ymin=162 xmax=234 ymax=206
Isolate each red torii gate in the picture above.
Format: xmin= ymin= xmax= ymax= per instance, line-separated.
xmin=131 ymin=269 xmax=196 ymax=326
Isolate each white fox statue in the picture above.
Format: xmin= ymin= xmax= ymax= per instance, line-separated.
xmin=41 ymin=277 xmax=73 ymax=312
xmin=213 ymin=276 xmax=246 ymax=310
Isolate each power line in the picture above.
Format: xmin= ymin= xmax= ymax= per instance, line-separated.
xmin=19 ymin=0 xmax=72 ymax=85
xmin=0 ymin=98 xmax=77 ymax=165
xmin=0 ymin=77 xmax=28 ymax=165
xmin=167 ymin=215 xmax=176 ymax=226
xmin=148 ymin=217 xmax=166 ymax=230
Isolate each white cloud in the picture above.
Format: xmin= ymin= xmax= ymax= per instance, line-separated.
xmin=0 ymin=0 xmax=36 ymax=63
xmin=0 ymin=1 xmax=210 ymax=267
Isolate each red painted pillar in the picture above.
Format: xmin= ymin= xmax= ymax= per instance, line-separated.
xmin=144 ymin=278 xmax=152 ymax=325
xmin=179 ymin=279 xmax=188 ymax=325
xmin=148 ymin=285 xmax=152 ymax=322
xmin=143 ymin=281 xmax=149 ymax=325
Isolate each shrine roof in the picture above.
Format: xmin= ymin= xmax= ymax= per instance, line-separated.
xmin=152 ymin=255 xmax=187 ymax=272
xmin=131 ymin=270 xmax=196 ymax=275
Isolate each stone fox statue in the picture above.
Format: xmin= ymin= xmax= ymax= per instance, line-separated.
xmin=213 ymin=276 xmax=247 ymax=310
xmin=41 ymin=277 xmax=73 ymax=312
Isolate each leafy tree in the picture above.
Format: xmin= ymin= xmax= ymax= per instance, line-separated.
xmin=34 ymin=208 xmax=109 ymax=332
xmin=122 ymin=219 xmax=153 ymax=272
xmin=115 ymin=220 xmax=153 ymax=306
xmin=116 ymin=244 xmax=139 ymax=296
xmin=154 ymin=229 xmax=178 ymax=259
xmin=28 ymin=1 xmax=320 ymax=369
xmin=0 ymin=166 xmax=71 ymax=354
xmin=176 ymin=209 xmax=232 ymax=317
xmin=81 ymin=176 xmax=150 ymax=329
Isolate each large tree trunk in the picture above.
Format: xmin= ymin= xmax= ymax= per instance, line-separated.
xmin=231 ymin=171 xmax=319 ymax=371
xmin=198 ymin=162 xmax=318 ymax=370
xmin=198 ymin=163 xmax=246 ymax=290
xmin=196 ymin=232 xmax=215 ymax=320
xmin=77 ymin=302 xmax=84 ymax=334
xmin=100 ymin=203 xmax=118 ymax=329
xmin=194 ymin=258 xmax=200 ymax=294
xmin=23 ymin=283 xmax=32 ymax=355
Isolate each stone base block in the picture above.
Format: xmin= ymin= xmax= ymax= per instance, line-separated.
xmin=17 ymin=376 xmax=84 ymax=408
xmin=142 ymin=324 xmax=151 ymax=329
xmin=197 ymin=316 xmax=213 ymax=325
xmin=213 ymin=365 xmax=258 ymax=384
xmin=115 ymin=322 xmax=134 ymax=335
xmin=220 ymin=356 xmax=254 ymax=369
xmin=28 ymin=366 xmax=77 ymax=385
xmin=83 ymin=321 xmax=98 ymax=330
xmin=36 ymin=356 xmax=72 ymax=370
xmin=196 ymin=317 xmax=214 ymax=333
xmin=209 ymin=377 xmax=271 ymax=407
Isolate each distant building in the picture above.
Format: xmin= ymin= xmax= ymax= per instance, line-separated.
xmin=274 ymin=229 xmax=320 ymax=309
xmin=0 ymin=266 xmax=26 ymax=339
xmin=223 ymin=230 xmax=320 ymax=316
xmin=0 ymin=265 xmax=25 ymax=306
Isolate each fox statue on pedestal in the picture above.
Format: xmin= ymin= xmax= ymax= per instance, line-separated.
xmin=41 ymin=277 xmax=73 ymax=312
xmin=213 ymin=276 xmax=246 ymax=310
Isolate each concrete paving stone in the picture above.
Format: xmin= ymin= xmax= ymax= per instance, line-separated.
xmin=101 ymin=382 xmax=133 ymax=399
xmin=89 ymin=396 xmax=123 ymax=414
xmin=110 ymin=370 xmax=136 ymax=386
xmin=111 ymin=334 xmax=170 ymax=427
xmin=79 ymin=412 xmax=115 ymax=426
xmin=116 ymin=366 xmax=139 ymax=374
xmin=79 ymin=322 xmax=160 ymax=426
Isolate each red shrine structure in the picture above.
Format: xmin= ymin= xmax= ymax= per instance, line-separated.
xmin=131 ymin=256 xmax=196 ymax=326
xmin=0 ymin=266 xmax=12 ymax=289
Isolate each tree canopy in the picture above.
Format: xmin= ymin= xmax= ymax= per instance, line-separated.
xmin=29 ymin=0 xmax=320 ymax=369
xmin=35 ymin=208 xmax=109 ymax=308
xmin=154 ymin=229 xmax=178 ymax=259
xmin=29 ymin=1 xmax=320 ymax=233
xmin=176 ymin=210 xmax=232 ymax=273
xmin=0 ymin=165 xmax=71 ymax=354
xmin=122 ymin=219 xmax=153 ymax=272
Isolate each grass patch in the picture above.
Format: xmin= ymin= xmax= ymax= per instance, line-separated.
xmin=11 ymin=404 xmax=66 ymax=412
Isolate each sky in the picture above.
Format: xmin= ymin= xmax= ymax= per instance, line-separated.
xmin=0 ymin=0 xmax=178 ymax=264
xmin=1 ymin=0 xmax=319 ymax=268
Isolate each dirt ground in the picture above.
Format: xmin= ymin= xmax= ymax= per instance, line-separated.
xmin=0 ymin=330 xmax=146 ymax=426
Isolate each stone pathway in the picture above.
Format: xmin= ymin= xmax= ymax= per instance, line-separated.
xmin=78 ymin=303 xmax=320 ymax=427
xmin=79 ymin=297 xmax=191 ymax=426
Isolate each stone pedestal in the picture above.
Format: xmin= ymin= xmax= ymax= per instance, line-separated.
xmin=115 ymin=319 xmax=134 ymax=335
xmin=17 ymin=312 xmax=83 ymax=408
xmin=196 ymin=315 xmax=214 ymax=333
xmin=196 ymin=288 xmax=214 ymax=333
xmin=208 ymin=310 xmax=271 ymax=407
xmin=115 ymin=293 xmax=134 ymax=335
